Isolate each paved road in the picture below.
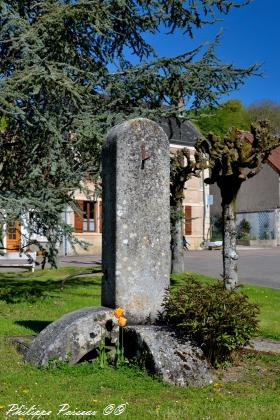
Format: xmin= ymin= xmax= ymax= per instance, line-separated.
xmin=184 ymin=247 xmax=280 ymax=289
xmin=58 ymin=255 xmax=102 ymax=268
xmin=58 ymin=247 xmax=280 ymax=289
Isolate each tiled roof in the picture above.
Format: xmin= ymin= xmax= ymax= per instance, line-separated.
xmin=267 ymin=146 xmax=280 ymax=173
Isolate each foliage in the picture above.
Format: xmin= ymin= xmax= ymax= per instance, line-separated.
xmin=170 ymin=271 xmax=280 ymax=341
xmin=163 ymin=276 xmax=260 ymax=366
xmin=237 ymin=218 xmax=251 ymax=240
xmin=194 ymin=99 xmax=250 ymax=137
xmin=196 ymin=99 xmax=280 ymax=137
xmin=96 ymin=330 xmax=128 ymax=369
xmin=96 ymin=337 xmax=108 ymax=369
xmin=0 ymin=1 xmax=259 ymax=265
xmin=115 ymin=329 xmax=128 ymax=368
xmin=248 ymin=100 xmax=280 ymax=135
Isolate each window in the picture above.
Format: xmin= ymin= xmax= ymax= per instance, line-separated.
xmin=7 ymin=223 xmax=17 ymax=240
xmin=184 ymin=205 xmax=192 ymax=235
xmin=83 ymin=201 xmax=95 ymax=232
xmin=74 ymin=200 xmax=98 ymax=233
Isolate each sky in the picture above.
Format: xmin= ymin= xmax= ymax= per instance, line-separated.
xmin=144 ymin=0 xmax=280 ymax=107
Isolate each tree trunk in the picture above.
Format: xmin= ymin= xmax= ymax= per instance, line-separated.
xmin=222 ymin=200 xmax=238 ymax=290
xmin=171 ymin=203 xmax=185 ymax=273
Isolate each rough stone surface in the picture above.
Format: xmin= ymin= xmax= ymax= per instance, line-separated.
xmin=102 ymin=118 xmax=170 ymax=323
xmin=246 ymin=338 xmax=280 ymax=354
xmin=8 ymin=336 xmax=35 ymax=357
xmin=25 ymin=307 xmax=118 ymax=366
xmin=123 ymin=325 xmax=213 ymax=387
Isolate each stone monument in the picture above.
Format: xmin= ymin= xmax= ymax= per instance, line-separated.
xmin=102 ymin=118 xmax=170 ymax=323
xmin=24 ymin=118 xmax=212 ymax=386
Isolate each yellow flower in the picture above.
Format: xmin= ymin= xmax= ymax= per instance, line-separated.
xmin=0 ymin=405 xmax=5 ymax=410
xmin=113 ymin=307 xmax=124 ymax=318
xmin=118 ymin=316 xmax=127 ymax=327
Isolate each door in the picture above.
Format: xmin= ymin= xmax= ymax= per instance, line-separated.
xmin=6 ymin=222 xmax=21 ymax=252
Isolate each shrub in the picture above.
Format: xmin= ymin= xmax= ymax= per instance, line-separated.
xmin=237 ymin=218 xmax=251 ymax=240
xmin=162 ymin=277 xmax=260 ymax=366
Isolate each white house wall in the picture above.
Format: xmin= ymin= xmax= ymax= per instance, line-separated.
xmin=59 ymin=193 xmax=102 ymax=256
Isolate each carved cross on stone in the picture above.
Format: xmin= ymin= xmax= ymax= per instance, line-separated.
xmin=141 ymin=142 xmax=150 ymax=169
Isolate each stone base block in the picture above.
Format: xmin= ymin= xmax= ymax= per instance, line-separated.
xmin=25 ymin=307 xmax=118 ymax=366
xmin=123 ymin=325 xmax=212 ymax=387
xmin=23 ymin=307 xmax=212 ymax=387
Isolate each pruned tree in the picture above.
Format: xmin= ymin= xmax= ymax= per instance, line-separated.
xmin=0 ymin=0 xmax=259 ymax=265
xmin=196 ymin=121 xmax=280 ymax=289
xmin=170 ymin=148 xmax=206 ymax=272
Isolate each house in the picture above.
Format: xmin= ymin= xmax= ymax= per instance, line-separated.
xmin=210 ymin=142 xmax=280 ymax=245
xmin=162 ymin=118 xmax=210 ymax=250
xmin=63 ymin=119 xmax=210 ymax=255
xmin=2 ymin=119 xmax=210 ymax=255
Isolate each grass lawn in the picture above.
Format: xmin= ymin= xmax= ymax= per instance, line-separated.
xmin=0 ymin=267 xmax=280 ymax=419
